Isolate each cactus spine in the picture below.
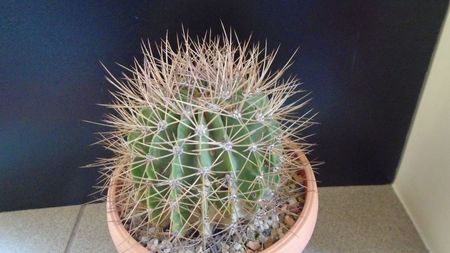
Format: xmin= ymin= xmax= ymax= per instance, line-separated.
xmin=96 ymin=29 xmax=313 ymax=247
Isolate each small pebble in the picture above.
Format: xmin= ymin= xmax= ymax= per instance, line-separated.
xmin=233 ymin=243 xmax=242 ymax=250
xmin=288 ymin=204 xmax=301 ymax=213
xmin=140 ymin=235 xmax=150 ymax=242
xmin=259 ymin=234 xmax=268 ymax=243
xmin=284 ymin=215 xmax=296 ymax=228
xmin=273 ymin=215 xmax=279 ymax=222
xmin=221 ymin=243 xmax=230 ymax=250
xmin=146 ymin=244 xmax=157 ymax=252
xmin=263 ymin=238 xmax=275 ymax=248
xmin=288 ymin=197 xmax=297 ymax=205
xmin=272 ymin=221 xmax=279 ymax=229
xmin=277 ymin=227 xmax=285 ymax=237
xmin=279 ymin=213 xmax=286 ymax=222
xmin=245 ymin=240 xmax=261 ymax=251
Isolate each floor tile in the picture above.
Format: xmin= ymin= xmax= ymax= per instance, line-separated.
xmin=67 ymin=203 xmax=116 ymax=253
xmin=0 ymin=205 xmax=80 ymax=253
xmin=304 ymin=185 xmax=428 ymax=253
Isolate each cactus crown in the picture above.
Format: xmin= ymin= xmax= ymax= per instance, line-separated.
xmin=95 ymin=29 xmax=314 ymax=250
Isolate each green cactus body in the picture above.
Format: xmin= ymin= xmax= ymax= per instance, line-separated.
xmin=92 ymin=30 xmax=314 ymax=251
xmin=127 ymin=91 xmax=282 ymax=237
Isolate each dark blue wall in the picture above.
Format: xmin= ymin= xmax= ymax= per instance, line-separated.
xmin=1 ymin=0 xmax=448 ymax=211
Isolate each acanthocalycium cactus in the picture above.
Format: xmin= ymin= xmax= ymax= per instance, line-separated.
xmin=96 ymin=29 xmax=314 ymax=249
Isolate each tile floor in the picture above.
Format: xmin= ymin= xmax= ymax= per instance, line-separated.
xmin=0 ymin=185 xmax=428 ymax=253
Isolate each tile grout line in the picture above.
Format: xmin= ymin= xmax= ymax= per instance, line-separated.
xmin=63 ymin=204 xmax=86 ymax=253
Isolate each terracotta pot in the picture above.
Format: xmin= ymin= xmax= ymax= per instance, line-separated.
xmin=106 ymin=148 xmax=318 ymax=253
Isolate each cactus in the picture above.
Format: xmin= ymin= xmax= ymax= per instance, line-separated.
xmin=127 ymin=90 xmax=283 ymax=236
xmin=95 ymin=29 xmax=314 ymax=249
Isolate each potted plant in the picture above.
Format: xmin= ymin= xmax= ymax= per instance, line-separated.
xmin=93 ymin=30 xmax=318 ymax=253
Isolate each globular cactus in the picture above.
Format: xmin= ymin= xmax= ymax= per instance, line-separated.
xmin=96 ymin=29 xmax=313 ymax=249
xmin=127 ymin=91 xmax=283 ymax=236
